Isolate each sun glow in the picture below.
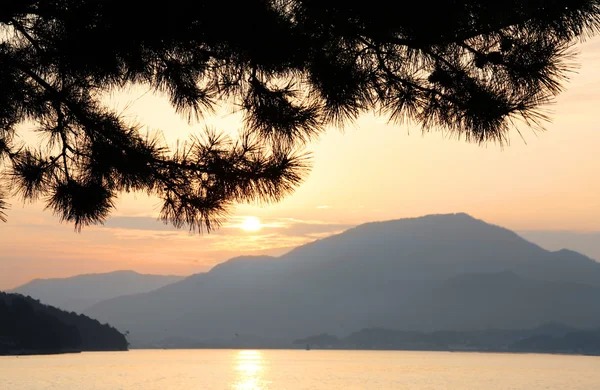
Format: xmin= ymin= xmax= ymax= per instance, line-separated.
xmin=240 ymin=216 xmax=262 ymax=232
xmin=234 ymin=350 xmax=265 ymax=390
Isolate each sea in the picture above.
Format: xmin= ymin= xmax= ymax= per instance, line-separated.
xmin=1 ymin=349 xmax=599 ymax=389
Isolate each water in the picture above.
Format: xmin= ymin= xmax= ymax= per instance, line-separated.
xmin=1 ymin=349 xmax=599 ymax=389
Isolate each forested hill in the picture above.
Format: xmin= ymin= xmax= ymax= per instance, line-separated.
xmin=0 ymin=292 xmax=128 ymax=355
xmin=294 ymin=324 xmax=600 ymax=355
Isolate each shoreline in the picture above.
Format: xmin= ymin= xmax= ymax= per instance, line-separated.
xmin=128 ymin=346 xmax=600 ymax=357
xmin=0 ymin=349 xmax=82 ymax=357
xmin=2 ymin=347 xmax=597 ymax=358
xmin=0 ymin=348 xmax=127 ymax=357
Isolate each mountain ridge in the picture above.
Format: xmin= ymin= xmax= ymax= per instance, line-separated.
xmin=11 ymin=271 xmax=185 ymax=313
xmin=84 ymin=213 xmax=600 ymax=346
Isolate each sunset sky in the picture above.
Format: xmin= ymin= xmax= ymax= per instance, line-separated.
xmin=2 ymin=37 xmax=600 ymax=290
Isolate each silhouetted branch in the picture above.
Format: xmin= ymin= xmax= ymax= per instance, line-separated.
xmin=0 ymin=196 xmax=7 ymax=222
xmin=0 ymin=0 xmax=598 ymax=228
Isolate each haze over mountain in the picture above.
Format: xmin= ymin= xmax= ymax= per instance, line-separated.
xmin=84 ymin=213 xmax=600 ymax=347
xmin=11 ymin=271 xmax=184 ymax=313
xmin=293 ymin=322 xmax=600 ymax=355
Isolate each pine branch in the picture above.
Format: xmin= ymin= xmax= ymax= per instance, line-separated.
xmin=0 ymin=194 xmax=7 ymax=222
xmin=1 ymin=0 xmax=599 ymax=228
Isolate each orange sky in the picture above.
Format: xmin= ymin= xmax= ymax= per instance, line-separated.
xmin=2 ymin=38 xmax=600 ymax=290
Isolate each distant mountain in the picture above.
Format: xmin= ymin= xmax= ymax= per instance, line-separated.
xmin=419 ymin=271 xmax=600 ymax=330
xmin=11 ymin=271 xmax=185 ymax=313
xmin=84 ymin=213 xmax=600 ymax=347
xmin=0 ymin=292 xmax=128 ymax=355
xmin=294 ymin=323 xmax=600 ymax=355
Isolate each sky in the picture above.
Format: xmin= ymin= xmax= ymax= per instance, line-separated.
xmin=2 ymin=38 xmax=600 ymax=290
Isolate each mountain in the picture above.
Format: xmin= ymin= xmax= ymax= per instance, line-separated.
xmin=294 ymin=323 xmax=600 ymax=355
xmin=84 ymin=213 xmax=600 ymax=347
xmin=0 ymin=292 xmax=128 ymax=355
xmin=11 ymin=270 xmax=185 ymax=313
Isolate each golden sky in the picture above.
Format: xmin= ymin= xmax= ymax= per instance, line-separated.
xmin=1 ymin=38 xmax=600 ymax=290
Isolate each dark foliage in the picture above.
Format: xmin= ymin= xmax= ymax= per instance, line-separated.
xmin=0 ymin=0 xmax=599 ymax=229
xmin=0 ymin=193 xmax=7 ymax=222
xmin=0 ymin=295 xmax=81 ymax=353
xmin=0 ymin=292 xmax=128 ymax=353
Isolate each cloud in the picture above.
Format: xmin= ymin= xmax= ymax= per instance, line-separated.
xmin=103 ymin=215 xmax=354 ymax=238
xmin=89 ymin=215 xmax=356 ymax=264
xmin=221 ymin=216 xmax=288 ymax=230
xmin=103 ymin=216 xmax=176 ymax=231
xmin=97 ymin=215 xmax=355 ymax=256
xmin=0 ymin=211 xmax=357 ymax=289
xmin=316 ymin=205 xmax=332 ymax=209
xmin=273 ymin=221 xmax=353 ymax=237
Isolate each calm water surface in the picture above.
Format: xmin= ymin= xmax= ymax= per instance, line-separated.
xmin=1 ymin=349 xmax=599 ymax=389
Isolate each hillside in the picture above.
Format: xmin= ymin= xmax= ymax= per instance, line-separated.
xmin=84 ymin=213 xmax=600 ymax=347
xmin=0 ymin=292 xmax=128 ymax=355
xmin=11 ymin=270 xmax=184 ymax=313
xmin=294 ymin=323 xmax=600 ymax=355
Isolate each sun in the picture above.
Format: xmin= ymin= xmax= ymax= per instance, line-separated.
xmin=240 ymin=216 xmax=262 ymax=232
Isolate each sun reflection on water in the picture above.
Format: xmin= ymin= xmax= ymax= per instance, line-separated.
xmin=232 ymin=350 xmax=269 ymax=390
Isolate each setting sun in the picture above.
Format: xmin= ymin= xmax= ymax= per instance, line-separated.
xmin=240 ymin=216 xmax=262 ymax=232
